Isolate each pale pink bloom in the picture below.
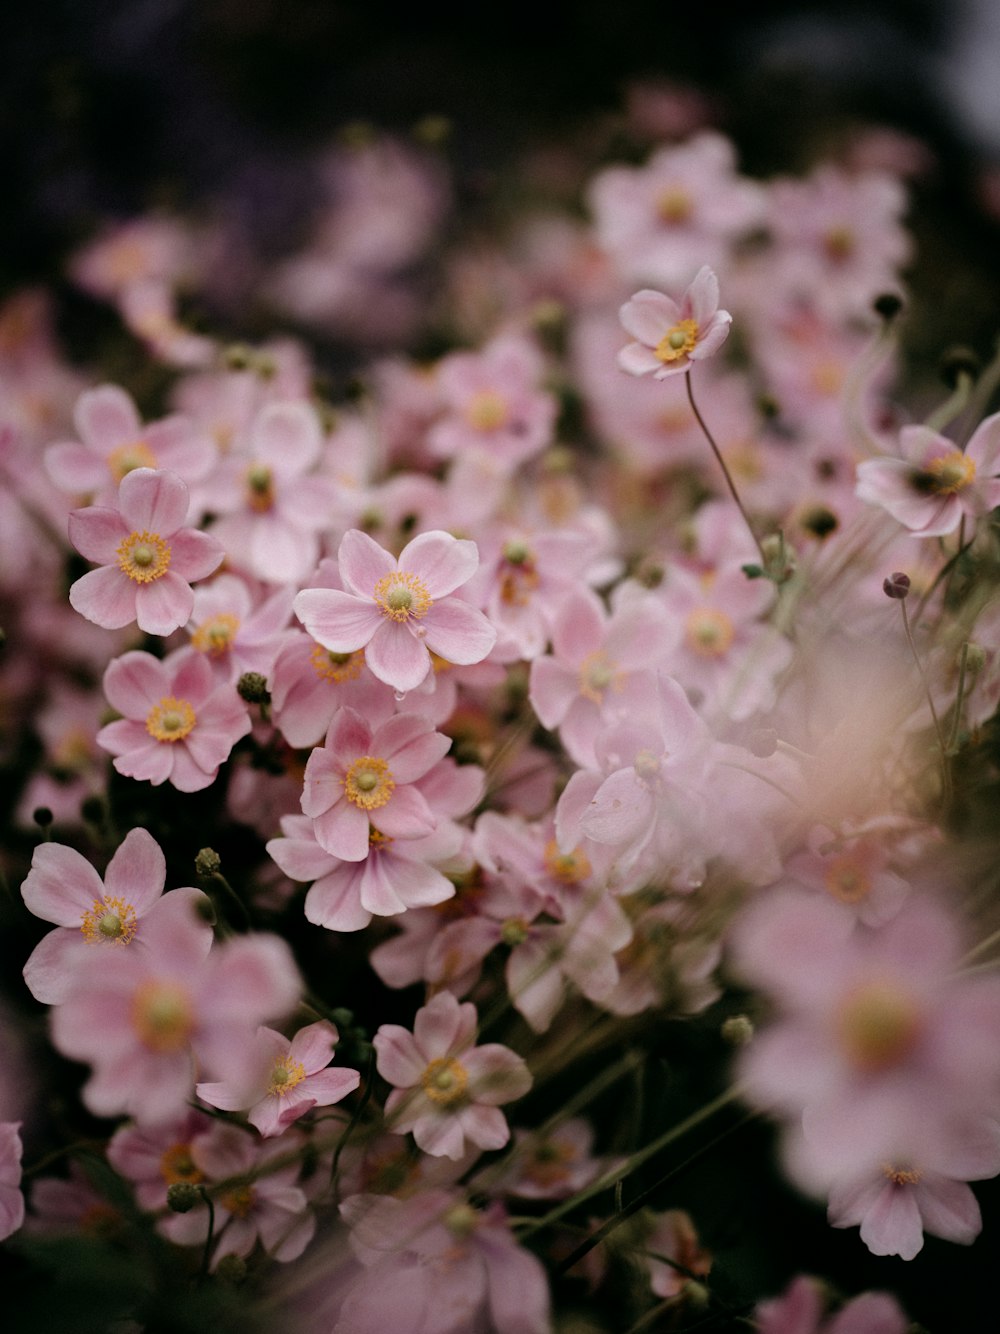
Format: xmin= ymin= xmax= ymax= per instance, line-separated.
xmin=46 ymin=384 xmax=215 ymax=502
xmin=0 ymin=1123 xmax=24 ymax=1242
xmin=618 ymin=266 xmax=732 ymax=380
xmin=338 ymin=1189 xmax=550 ymax=1334
xmin=855 ymin=414 xmax=1000 ymax=537
xmin=827 ymin=1115 xmax=1000 ymax=1260
xmin=756 ymin=1276 xmax=908 ymax=1334
xmin=50 ymin=915 xmax=300 ymax=1125
xmin=781 ymin=825 xmax=910 ymax=927
xmin=294 ymin=528 xmax=496 ymax=693
xmin=529 ymin=586 xmax=678 ymax=767
xmin=186 ymin=573 xmax=295 ymax=685
xmin=26 ymin=1162 xmax=121 ymax=1237
xmin=201 ymin=401 xmax=338 ymax=584
xmin=374 ymin=990 xmax=532 ymax=1159
xmin=191 ymin=1124 xmax=315 ymax=1266
xmin=601 ymin=897 xmax=722 ymax=1019
xmin=20 ymin=827 xmax=211 ymax=1004
xmin=118 ymin=278 xmax=217 ymax=368
xmin=300 ymin=705 xmax=451 ymax=861
xmin=68 ymin=216 xmax=200 ymax=302
xmin=483 ymin=1118 xmax=605 ymax=1201
xmin=427 ymin=334 xmax=557 ymax=467
xmin=107 ymin=1109 xmax=215 ymax=1245
xmin=644 ymin=1209 xmax=711 ymax=1299
xmin=68 ymin=468 xmax=223 ymax=636
xmin=197 ymin=1021 xmax=361 ymax=1136
xmin=98 ymin=648 xmax=251 ymax=792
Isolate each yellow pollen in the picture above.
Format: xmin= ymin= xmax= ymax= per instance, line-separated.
xmin=116 ymin=530 xmax=172 ymax=584
xmin=685 ymin=608 xmax=735 ymax=658
xmin=344 ymin=756 xmax=395 ymax=810
xmin=835 ymin=979 xmax=922 ymax=1073
xmin=811 ymin=362 xmax=844 ymax=396
xmin=80 ymin=895 xmax=138 ymax=945
xmin=465 ymin=389 xmax=510 ymax=432
xmin=131 ymin=980 xmax=195 ymax=1053
xmin=922 ymin=450 xmax=976 ymax=495
xmin=420 ymin=1056 xmax=469 ymax=1107
xmin=655 ymin=319 xmax=698 ymax=364
xmin=823 ymin=226 xmax=855 ymax=261
xmin=368 ymin=826 xmax=394 ymax=848
xmin=107 ymin=439 xmax=157 ymax=482
xmin=160 ymin=1142 xmax=205 ymax=1187
xmin=146 ymin=696 xmax=197 ymax=743
xmin=883 ymin=1163 xmax=923 ymax=1187
xmin=267 ymin=1056 xmax=307 ymax=1098
xmin=634 ymin=748 xmax=661 ymax=784
xmin=578 ymin=651 xmax=620 ymax=705
xmin=500 ymin=917 xmax=530 ymax=947
xmin=53 ymin=726 xmax=93 ymax=773
xmin=310 ymin=643 xmax=365 ymax=683
xmin=443 ymin=1202 xmax=479 ymax=1238
xmin=657 ymin=187 xmax=693 ymax=225
xmin=191 ymin=612 xmax=241 ymax=657
xmin=374 ymin=570 xmax=432 ymax=623
xmin=526 ymin=1138 xmax=575 ymax=1188
xmin=543 ymin=838 xmax=591 ymax=885
xmin=245 ymin=462 xmax=275 ymax=513
xmin=824 ymin=853 xmax=872 ymax=905
xmin=220 ymin=1184 xmax=257 ymax=1219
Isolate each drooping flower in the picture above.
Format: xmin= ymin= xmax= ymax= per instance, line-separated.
xmin=68 ymin=467 xmax=223 ymax=636
xmin=618 ymin=266 xmax=732 ymax=379
xmin=294 ymin=528 xmax=496 ymax=694
xmin=755 ymin=1276 xmax=908 ymax=1334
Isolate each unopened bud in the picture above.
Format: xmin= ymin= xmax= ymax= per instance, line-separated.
xmin=33 ymin=806 xmax=53 ymax=829
xmin=756 ymin=392 xmax=780 ymax=420
xmin=761 ymin=532 xmax=795 ymax=583
xmin=722 ymin=1015 xmax=755 ymax=1046
xmin=223 ymin=343 xmax=254 ymax=371
xmin=330 ymin=1007 xmax=354 ymax=1028
xmin=215 ymin=1253 xmax=247 ymax=1285
xmin=195 ymin=847 xmax=222 ymax=879
xmin=940 ymin=345 xmax=980 ymax=389
xmin=747 ymin=729 xmax=777 ymax=759
xmin=964 ymin=642 xmax=987 ymax=674
xmin=166 ymin=1182 xmax=199 ymax=1213
xmin=683 ymin=1280 xmax=710 ymax=1310
xmin=883 ymin=571 xmax=911 ymax=600
xmin=237 ymin=672 xmax=270 ymax=705
xmin=873 ymin=292 xmax=903 ymax=321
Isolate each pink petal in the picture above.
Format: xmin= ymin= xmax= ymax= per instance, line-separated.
xmin=301 ymin=748 xmax=347 ymax=819
xmin=169 ymin=528 xmax=225 ymax=581
xmin=119 ymin=467 xmax=190 ymax=534
xmin=619 ymin=289 xmax=679 ymax=345
xmin=312 ymin=798 xmax=371 ymax=862
xmin=411 ymin=1111 xmax=466 ymax=1159
xmin=398 ymin=530 xmax=479 ymax=598
xmin=23 ymin=929 xmax=90 ymax=1004
xmin=252 ymin=401 xmax=322 ymax=475
xmin=370 ymin=785 xmax=437 ymax=840
xmin=421 ymin=599 xmax=497 ymax=666
xmin=338 ymin=528 xmax=396 ymax=597
xmin=266 ymin=834 xmax=337 ymax=883
xmin=373 ymin=714 xmax=450 ymax=781
xmin=304 ymin=867 xmax=372 ymax=931
xmin=373 ymin=1023 xmax=425 ymax=1087
xmin=357 ymin=852 xmax=409 ymax=916
xmin=365 ymin=621 xmax=432 ymax=692
xmin=75 ymin=384 xmax=141 ymax=448
xmin=581 ymin=769 xmax=655 ymax=845
xmin=135 ymin=572 xmax=195 ymax=636
xmin=302 ymin=1067 xmax=361 ymax=1106
xmin=46 ymin=441 xmax=109 ymax=493
xmin=250 ymin=513 xmax=314 ymax=584
xmin=618 ymin=343 xmax=664 ymax=376
xmin=103 ymin=828 xmax=166 ymax=913
xmin=324 ymin=704 xmax=373 ymax=761
xmin=294 ymin=588 xmax=383 ymax=651
xmin=68 ymin=506 xmax=127 ymax=563
xmin=686 ymin=265 xmax=721 ymax=326
xmin=21 ymin=842 xmax=105 ymax=925
xmin=69 ymin=566 xmax=137 ymax=630
xmin=915 ymin=1177 xmax=981 ymax=1245
xmin=414 ymin=991 xmax=473 ymax=1058
xmin=372 ymin=852 xmax=454 ymax=913
xmin=288 ymin=1021 xmax=338 ymax=1073
xmin=458 ymin=1103 xmax=509 ymax=1150
xmin=859 ymin=1183 xmax=925 ymax=1260
xmin=463 ymin=1044 xmax=532 ymax=1104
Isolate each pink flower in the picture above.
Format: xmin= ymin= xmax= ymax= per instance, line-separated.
xmin=197 ymin=1021 xmax=361 ymax=1136
xmin=98 ymin=648 xmax=252 ymax=792
xmin=618 ymin=266 xmax=732 ymax=378
xmin=855 ymin=414 xmax=1000 ymax=537
xmin=107 ymin=1109 xmax=215 ymax=1244
xmin=186 ymin=573 xmax=295 ymax=685
xmin=20 ymin=827 xmax=212 ymax=1004
xmin=294 ymin=528 xmax=496 ymax=694
xmin=68 ymin=468 xmax=223 ymax=635
xmin=373 ymin=990 xmax=532 ymax=1159
xmin=0 ymin=1122 xmax=24 ymax=1243
xmin=644 ymin=1209 xmax=711 ymax=1300
xmin=756 ymin=1276 xmax=908 ymax=1334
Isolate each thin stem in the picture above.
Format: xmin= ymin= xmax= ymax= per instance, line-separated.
xmin=924 ymin=371 xmax=974 ymax=434
xmin=948 ymin=642 xmax=971 ymax=753
xmin=685 ymin=374 xmax=766 ymax=564
xmin=331 ymin=1048 xmax=375 ymax=1193
xmin=913 ymin=531 xmax=976 ymax=622
xmin=197 ymin=1187 xmax=216 ymax=1282
xmin=898 ymin=597 xmax=951 ymax=804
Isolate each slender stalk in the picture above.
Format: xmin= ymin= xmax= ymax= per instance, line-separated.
xmin=924 ymin=371 xmax=973 ymax=434
xmin=197 ymin=1187 xmax=216 ymax=1282
xmin=948 ymin=642 xmax=971 ymax=753
xmin=898 ymin=597 xmax=951 ymax=803
xmin=685 ymin=374 xmax=766 ymax=565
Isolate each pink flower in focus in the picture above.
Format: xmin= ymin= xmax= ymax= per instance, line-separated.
xmin=294 ymin=528 xmax=496 ymax=694
xmin=374 ymin=990 xmax=532 ymax=1159
xmin=756 ymin=1276 xmax=908 ymax=1334
xmin=855 ymin=414 xmax=1000 ymax=537
xmin=186 ymin=573 xmax=295 ymax=685
xmin=197 ymin=1021 xmax=361 ymax=1136
xmin=20 ymin=827 xmax=212 ymax=1004
xmin=0 ymin=1123 xmax=24 ymax=1242
xmin=618 ymin=266 xmax=732 ymax=379
xmin=68 ymin=468 xmax=223 ymax=635
xmin=98 ymin=648 xmax=251 ymax=792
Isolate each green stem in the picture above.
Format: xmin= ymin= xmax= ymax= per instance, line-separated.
xmin=686 ymin=375 xmax=766 ymax=565
xmin=198 ymin=1187 xmax=216 ymax=1282
xmin=899 ymin=597 xmax=951 ymax=805
xmin=924 ymin=372 xmax=973 ymax=434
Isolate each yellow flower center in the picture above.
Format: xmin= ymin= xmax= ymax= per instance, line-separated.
xmin=373 ymin=571 xmax=433 ymax=623
xmin=811 ymin=362 xmax=844 ymax=397
xmin=107 ymin=440 xmax=157 ymax=482
xmin=116 ymin=530 xmax=172 ymax=584
xmin=245 ymin=462 xmax=275 ymax=513
xmin=368 ymin=826 xmax=394 ymax=848
xmin=465 ymin=389 xmax=510 ymax=432
xmin=578 ymin=651 xmax=620 ymax=705
xmin=420 ymin=1056 xmax=469 ymax=1107
xmin=920 ymin=450 xmax=976 ymax=496
xmin=52 ymin=726 xmax=94 ymax=773
xmin=526 ymin=1138 xmax=576 ymax=1188
xmin=80 ymin=895 xmax=138 ymax=945
xmin=146 ymin=696 xmax=197 ymax=743
xmin=131 ymin=980 xmax=195 ymax=1053
xmin=160 ymin=1142 xmax=204 ymax=1187
xmin=655 ymin=319 xmax=698 ymax=364
xmin=823 ymin=226 xmax=855 ymax=262
xmin=443 ymin=1202 xmax=479 ymax=1238
xmin=543 ymin=838 xmax=591 ymax=885
xmin=267 ymin=1055 xmax=308 ymax=1098
xmin=685 ymin=607 xmax=735 ymax=658
xmin=835 ymin=979 xmax=922 ymax=1073
xmin=191 ymin=612 xmax=241 ymax=657
xmin=657 ymin=187 xmax=693 ymax=225
xmin=633 ymin=748 xmax=661 ymax=784
xmin=882 ymin=1163 xmax=923 ymax=1187
xmin=344 ymin=756 xmax=395 ymax=810
xmin=220 ymin=1184 xmax=257 ymax=1219
xmin=500 ymin=916 xmax=530 ymax=947
xmin=309 ymin=643 xmax=365 ymax=683
xmin=823 ymin=853 xmax=871 ymax=905
xmin=499 ymin=541 xmax=540 ymax=606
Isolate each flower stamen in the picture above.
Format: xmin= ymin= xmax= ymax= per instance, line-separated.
xmin=374 ymin=571 xmax=432 ymax=623
xmin=80 ymin=895 xmax=138 ymax=945
xmin=117 ymin=530 xmax=172 ymax=584
xmin=146 ymin=696 xmax=197 ymax=743
xmin=344 ymin=756 xmax=395 ymax=810
xmin=420 ymin=1056 xmax=469 ymax=1107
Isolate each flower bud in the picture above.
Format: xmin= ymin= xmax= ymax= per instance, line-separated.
xmin=722 ymin=1015 xmax=755 ymax=1046
xmin=940 ymin=345 xmax=980 ymax=388
xmin=237 ymin=672 xmax=270 ymax=705
xmin=32 ymin=806 xmax=53 ymax=829
xmin=883 ymin=571 xmax=910 ymax=600
xmin=166 ymin=1182 xmax=199 ymax=1213
xmin=964 ymin=642 xmax=987 ymax=675
xmin=195 ymin=847 xmax=222 ymax=879
xmin=215 ymin=1253 xmax=247 ymax=1285
xmin=873 ymin=292 xmax=903 ymax=321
